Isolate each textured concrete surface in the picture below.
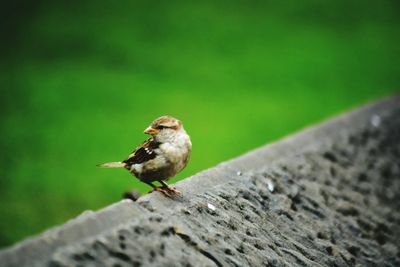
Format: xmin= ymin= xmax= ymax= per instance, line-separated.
xmin=1 ymin=95 xmax=399 ymax=267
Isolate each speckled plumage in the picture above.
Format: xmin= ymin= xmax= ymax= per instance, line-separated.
xmin=98 ymin=116 xmax=192 ymax=197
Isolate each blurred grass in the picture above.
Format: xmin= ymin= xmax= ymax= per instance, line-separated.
xmin=0 ymin=0 xmax=399 ymax=247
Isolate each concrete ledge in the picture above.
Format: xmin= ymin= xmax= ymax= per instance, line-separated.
xmin=1 ymin=95 xmax=399 ymax=266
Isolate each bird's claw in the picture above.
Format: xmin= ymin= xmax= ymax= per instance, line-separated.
xmin=165 ymin=185 xmax=182 ymax=196
xmin=149 ymin=187 xmax=178 ymax=198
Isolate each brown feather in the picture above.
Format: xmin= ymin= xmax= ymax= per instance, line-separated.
xmin=123 ymin=139 xmax=160 ymax=165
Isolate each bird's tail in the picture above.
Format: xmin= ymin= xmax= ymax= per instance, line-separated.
xmin=97 ymin=162 xmax=126 ymax=168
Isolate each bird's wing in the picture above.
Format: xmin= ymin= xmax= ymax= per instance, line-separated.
xmin=123 ymin=138 xmax=160 ymax=165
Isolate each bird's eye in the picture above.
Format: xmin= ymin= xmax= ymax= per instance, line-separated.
xmin=156 ymin=125 xmax=167 ymax=130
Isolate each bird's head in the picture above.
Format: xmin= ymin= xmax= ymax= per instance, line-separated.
xmin=144 ymin=116 xmax=184 ymax=141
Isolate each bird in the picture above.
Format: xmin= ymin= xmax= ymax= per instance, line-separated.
xmin=97 ymin=116 xmax=192 ymax=197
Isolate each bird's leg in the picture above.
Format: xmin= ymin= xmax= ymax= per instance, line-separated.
xmin=146 ymin=182 xmax=173 ymax=197
xmin=159 ymin=180 xmax=182 ymax=196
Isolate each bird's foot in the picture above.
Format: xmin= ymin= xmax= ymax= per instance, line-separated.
xmin=149 ymin=187 xmax=174 ymax=198
xmin=163 ymin=185 xmax=182 ymax=196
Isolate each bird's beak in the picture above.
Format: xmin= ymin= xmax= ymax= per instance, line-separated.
xmin=144 ymin=126 xmax=159 ymax=135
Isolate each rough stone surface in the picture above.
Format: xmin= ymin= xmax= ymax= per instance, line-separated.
xmin=1 ymin=95 xmax=399 ymax=267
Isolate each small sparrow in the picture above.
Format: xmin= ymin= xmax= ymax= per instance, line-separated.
xmin=97 ymin=116 xmax=192 ymax=197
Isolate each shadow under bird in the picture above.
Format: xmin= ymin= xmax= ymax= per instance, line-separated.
xmin=97 ymin=116 xmax=192 ymax=197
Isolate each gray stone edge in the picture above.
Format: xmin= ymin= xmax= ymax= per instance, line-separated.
xmin=0 ymin=93 xmax=398 ymax=266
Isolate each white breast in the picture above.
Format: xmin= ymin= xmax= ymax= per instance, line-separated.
xmin=159 ymin=133 xmax=191 ymax=164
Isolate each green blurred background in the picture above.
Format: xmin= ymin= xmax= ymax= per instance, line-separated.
xmin=0 ymin=0 xmax=399 ymax=248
